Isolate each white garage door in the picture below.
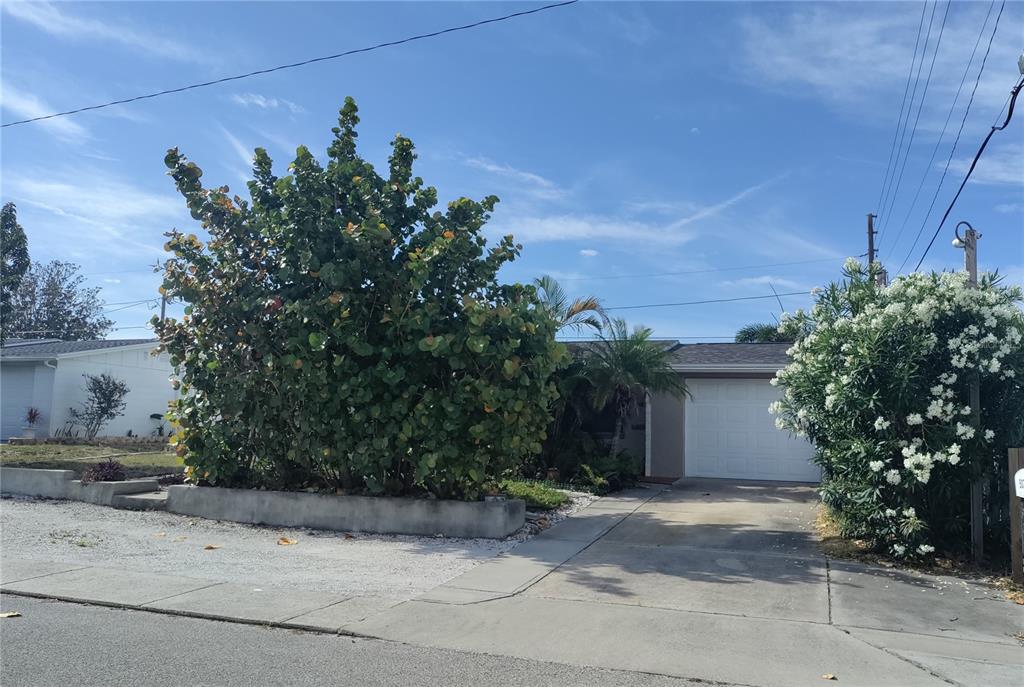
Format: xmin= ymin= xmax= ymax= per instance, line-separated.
xmin=684 ymin=378 xmax=819 ymax=482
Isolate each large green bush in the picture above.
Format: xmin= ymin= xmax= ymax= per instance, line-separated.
xmin=771 ymin=259 xmax=1023 ymax=559
xmin=155 ymin=98 xmax=565 ymax=499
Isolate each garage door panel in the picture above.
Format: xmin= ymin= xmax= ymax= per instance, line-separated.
xmin=685 ymin=378 xmax=818 ymax=483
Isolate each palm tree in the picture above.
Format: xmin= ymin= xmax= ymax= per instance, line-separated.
xmin=735 ymin=322 xmax=790 ymax=343
xmin=585 ymin=318 xmax=688 ymax=455
xmin=533 ymin=275 xmax=605 ymax=334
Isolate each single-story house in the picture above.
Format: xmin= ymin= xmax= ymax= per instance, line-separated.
xmin=630 ymin=342 xmax=818 ymax=483
xmin=0 ymin=339 xmax=176 ymax=442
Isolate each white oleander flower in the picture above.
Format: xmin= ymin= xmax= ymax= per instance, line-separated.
xmin=874 ymin=417 xmax=890 ymax=431
xmin=984 ymin=429 xmax=995 ymax=441
xmin=917 ymin=544 xmax=934 ymax=554
xmin=955 ymin=423 xmax=975 ymax=439
xmin=906 ymin=413 xmax=923 ymax=426
xmin=869 ymin=460 xmax=884 ymax=472
xmin=885 ymin=470 xmax=901 ymax=485
xmin=892 ymin=544 xmax=906 ymax=556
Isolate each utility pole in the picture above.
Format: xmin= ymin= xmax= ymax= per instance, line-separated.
xmin=955 ymin=221 xmax=984 ymax=563
xmin=866 ymin=213 xmax=877 ymax=266
xmin=867 ymin=213 xmax=886 ymax=286
xmin=159 ymin=293 xmax=167 ymax=324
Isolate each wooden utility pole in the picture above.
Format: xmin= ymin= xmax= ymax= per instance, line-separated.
xmin=959 ymin=222 xmax=984 ymax=563
xmin=866 ymin=213 xmax=877 ymax=266
xmin=1009 ymin=448 xmax=1023 ymax=585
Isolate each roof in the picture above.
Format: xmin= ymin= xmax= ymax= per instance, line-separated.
xmin=0 ymin=338 xmax=158 ymax=360
xmin=669 ymin=342 xmax=792 ymax=370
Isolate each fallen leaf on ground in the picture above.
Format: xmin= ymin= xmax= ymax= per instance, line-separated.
xmin=153 ymin=532 xmax=166 ymax=538
xmin=821 ymin=674 xmax=837 ymax=681
xmin=203 ymin=544 xmax=222 ymax=550
xmin=343 ymin=533 xmax=355 ymax=540
xmin=277 ymin=537 xmax=298 ymax=546
xmin=0 ymin=611 xmax=21 ymax=618
xmin=172 ymin=536 xmax=187 ymax=543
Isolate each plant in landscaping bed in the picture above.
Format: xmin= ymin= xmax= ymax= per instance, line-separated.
xmin=156 ymin=98 xmax=566 ymax=500
xmin=69 ymin=373 xmax=130 ymax=439
xmin=498 ymin=479 xmax=568 ymax=510
xmin=80 ymin=459 xmax=127 ymax=484
xmin=771 ymin=259 xmax=1024 ymax=560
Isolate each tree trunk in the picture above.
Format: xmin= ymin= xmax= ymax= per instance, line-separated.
xmin=610 ymin=411 xmax=624 ymax=456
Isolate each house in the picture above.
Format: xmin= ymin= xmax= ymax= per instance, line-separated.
xmin=641 ymin=342 xmax=817 ymax=483
xmin=0 ymin=339 xmax=176 ymax=442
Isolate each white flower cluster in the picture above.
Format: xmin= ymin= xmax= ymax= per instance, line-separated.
xmin=769 ymin=265 xmax=1024 ymax=557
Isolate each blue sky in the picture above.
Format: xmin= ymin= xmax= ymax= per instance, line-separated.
xmin=2 ymin=1 xmax=1022 ymax=341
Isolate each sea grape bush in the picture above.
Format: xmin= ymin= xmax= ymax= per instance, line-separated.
xmin=155 ymin=98 xmax=565 ymax=499
xmin=771 ymin=259 xmax=1023 ymax=558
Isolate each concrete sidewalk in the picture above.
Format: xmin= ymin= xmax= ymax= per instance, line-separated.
xmin=4 ymin=482 xmax=1022 ymax=686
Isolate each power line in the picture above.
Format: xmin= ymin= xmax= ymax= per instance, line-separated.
xmin=1 ymin=1 xmax=580 ymax=129
xmin=103 ymin=300 xmax=159 ymax=314
xmin=878 ymin=0 xmax=950 ymax=249
xmin=913 ymin=72 xmax=1023 ymax=272
xmin=605 ymin=291 xmax=808 ymax=312
xmin=887 ymin=0 xmax=994 ymax=266
xmin=897 ymin=0 xmax=1004 ymax=275
xmin=553 ymin=257 xmax=845 ymax=282
xmin=874 ymin=1 xmax=930 ymax=221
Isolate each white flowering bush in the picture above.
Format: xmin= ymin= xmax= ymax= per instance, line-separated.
xmin=771 ymin=259 xmax=1023 ymax=559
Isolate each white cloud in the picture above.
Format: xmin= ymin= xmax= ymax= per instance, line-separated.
xmin=219 ymin=125 xmax=255 ymax=168
xmin=463 ymin=157 xmax=565 ymax=200
xmin=722 ymin=275 xmax=806 ymax=290
xmin=492 ymin=213 xmax=697 ymax=245
xmin=1 ymin=82 xmax=88 ymax=142
xmin=667 ymin=175 xmax=784 ymax=230
xmin=230 ymin=93 xmax=305 ymax=114
xmin=624 ymin=199 xmax=700 ymax=215
xmin=948 ymin=143 xmax=1023 ymax=186
xmin=995 ymin=202 xmax=1023 ymax=214
xmin=739 ymin=4 xmax=1021 ymax=130
xmin=6 ymin=169 xmax=183 ymax=258
xmin=690 ymin=127 xmax=700 ymax=135
xmin=103 ymin=278 xmax=122 ymax=284
xmin=579 ymin=248 xmax=599 ymax=257
xmin=3 ymin=1 xmax=208 ymax=63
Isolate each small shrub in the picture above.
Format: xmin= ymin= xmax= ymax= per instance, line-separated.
xmin=577 ymin=464 xmax=609 ymax=494
xmin=25 ymin=407 xmax=41 ymax=426
xmin=577 ymin=451 xmax=641 ymax=495
xmin=499 ymin=479 xmax=568 ymax=510
xmin=80 ymin=459 xmax=126 ymax=484
xmin=69 ymin=373 xmax=130 ymax=439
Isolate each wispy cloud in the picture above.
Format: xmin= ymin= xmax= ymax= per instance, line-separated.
xmin=579 ymin=248 xmax=599 ymax=257
xmin=1 ymin=82 xmax=88 ymax=142
xmin=722 ymin=275 xmax=806 ymax=290
xmin=738 ymin=4 xmax=1021 ymax=130
xmin=995 ymin=202 xmax=1023 ymax=214
xmin=490 ymin=213 xmax=697 ymax=245
xmin=948 ymin=142 xmax=1023 ymax=186
xmin=219 ymin=125 xmax=255 ymax=168
xmin=667 ymin=175 xmax=785 ymax=230
xmin=6 ymin=169 xmax=183 ymax=258
xmin=463 ymin=157 xmax=565 ymax=201
xmin=230 ymin=93 xmax=306 ymax=114
xmin=3 ymin=1 xmax=208 ymax=63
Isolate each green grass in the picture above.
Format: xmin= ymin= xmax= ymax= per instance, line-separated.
xmin=499 ymin=479 xmax=569 ymax=510
xmin=0 ymin=443 xmax=182 ymax=478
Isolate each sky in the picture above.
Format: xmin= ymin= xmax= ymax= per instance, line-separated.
xmin=1 ymin=1 xmax=1022 ymax=341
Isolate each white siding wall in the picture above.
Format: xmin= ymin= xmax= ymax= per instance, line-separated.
xmin=49 ymin=347 xmax=176 ymax=438
xmin=1 ymin=362 xmax=55 ymax=441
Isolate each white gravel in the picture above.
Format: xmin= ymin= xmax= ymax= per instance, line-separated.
xmin=0 ymin=491 xmax=595 ymax=600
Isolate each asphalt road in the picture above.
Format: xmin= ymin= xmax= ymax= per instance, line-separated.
xmin=0 ymin=595 xmax=713 ymax=687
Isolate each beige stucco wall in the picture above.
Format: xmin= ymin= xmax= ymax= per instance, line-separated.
xmin=646 ymin=371 xmax=777 ymax=479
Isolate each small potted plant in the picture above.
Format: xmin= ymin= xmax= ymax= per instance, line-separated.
xmin=22 ymin=407 xmax=42 ymax=439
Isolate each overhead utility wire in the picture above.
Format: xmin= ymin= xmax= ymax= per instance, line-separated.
xmin=554 ymin=257 xmax=846 ymax=282
xmin=878 ymin=0 xmax=941 ymax=243
xmin=1 ymin=0 xmax=579 ymax=128
xmin=874 ymin=1 xmax=930 ymax=222
xmin=605 ymin=291 xmax=808 ymax=312
xmin=878 ymin=0 xmax=951 ymax=248
xmin=913 ymin=72 xmax=1023 ymax=271
xmin=887 ymin=0 xmax=993 ymax=265
xmin=897 ymin=0 xmax=1004 ymax=275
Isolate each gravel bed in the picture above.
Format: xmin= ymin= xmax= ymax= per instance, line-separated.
xmin=0 ymin=491 xmax=596 ymax=600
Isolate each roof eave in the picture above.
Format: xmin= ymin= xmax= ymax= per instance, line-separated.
xmin=671 ymin=363 xmax=784 ymax=374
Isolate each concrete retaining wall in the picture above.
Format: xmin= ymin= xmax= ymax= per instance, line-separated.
xmin=165 ymin=485 xmax=525 ymax=539
xmin=0 ymin=467 xmax=159 ymax=506
xmin=0 ymin=467 xmax=75 ymax=498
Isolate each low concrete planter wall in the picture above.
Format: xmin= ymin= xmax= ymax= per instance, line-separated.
xmin=0 ymin=467 xmax=159 ymax=506
xmin=0 ymin=467 xmax=75 ymax=499
xmin=165 ymin=485 xmax=525 ymax=539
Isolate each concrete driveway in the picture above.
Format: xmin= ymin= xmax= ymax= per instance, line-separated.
xmin=355 ymin=480 xmax=1024 ymax=687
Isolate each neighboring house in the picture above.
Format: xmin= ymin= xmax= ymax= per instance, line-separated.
xmin=641 ymin=342 xmax=817 ymax=483
xmin=0 ymin=339 xmax=175 ymax=442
